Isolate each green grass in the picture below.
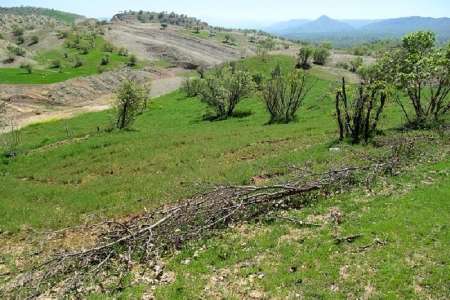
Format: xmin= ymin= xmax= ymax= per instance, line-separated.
xmin=154 ymin=159 xmax=450 ymax=299
xmin=0 ymin=37 xmax=136 ymax=84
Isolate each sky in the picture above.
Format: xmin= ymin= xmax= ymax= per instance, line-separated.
xmin=2 ymin=0 xmax=450 ymax=28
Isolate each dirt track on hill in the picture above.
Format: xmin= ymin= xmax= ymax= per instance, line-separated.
xmin=105 ymin=22 xmax=241 ymax=67
xmin=0 ymin=68 xmax=184 ymax=132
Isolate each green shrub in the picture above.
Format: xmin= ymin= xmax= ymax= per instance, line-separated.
xmin=313 ymin=47 xmax=331 ymax=65
xmin=73 ymin=56 xmax=83 ymax=68
xmin=297 ymin=46 xmax=313 ymax=69
xmin=103 ymin=42 xmax=114 ymax=52
xmin=20 ymin=62 xmax=33 ymax=74
xmin=100 ymin=54 xmax=110 ymax=66
xmin=118 ymin=47 xmax=129 ymax=57
xmin=198 ymin=65 xmax=254 ymax=120
xmin=127 ymin=54 xmax=137 ymax=67
xmin=29 ymin=35 xmax=39 ymax=46
xmin=7 ymin=45 xmax=26 ymax=57
xmin=262 ymin=66 xmax=313 ymax=124
xmin=182 ymin=77 xmax=203 ymax=97
xmin=115 ymin=80 xmax=150 ymax=129
xmin=50 ymin=59 xmax=61 ymax=69
xmin=12 ymin=26 xmax=24 ymax=37
xmin=349 ymin=57 xmax=364 ymax=72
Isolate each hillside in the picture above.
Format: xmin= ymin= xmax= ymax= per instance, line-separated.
xmin=0 ymin=6 xmax=83 ymax=24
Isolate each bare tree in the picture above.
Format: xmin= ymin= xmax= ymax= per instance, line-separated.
xmin=335 ymin=77 xmax=387 ymax=144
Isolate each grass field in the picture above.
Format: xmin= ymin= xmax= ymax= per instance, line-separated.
xmin=0 ymin=37 xmax=135 ymax=84
xmin=1 ymin=54 xmax=449 ymax=299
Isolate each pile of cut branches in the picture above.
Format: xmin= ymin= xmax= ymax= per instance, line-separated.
xmin=1 ymin=142 xmax=416 ymax=298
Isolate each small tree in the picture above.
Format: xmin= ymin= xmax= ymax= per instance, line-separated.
xmin=182 ymin=77 xmax=203 ymax=97
xmin=349 ymin=57 xmax=363 ymax=72
xmin=50 ymin=59 xmax=61 ymax=69
xmin=335 ymin=77 xmax=388 ymax=144
xmin=115 ymin=80 xmax=150 ymax=129
xmin=29 ymin=35 xmax=39 ymax=46
xmin=101 ymin=54 xmax=110 ymax=65
xmin=127 ymin=54 xmax=137 ymax=67
xmin=297 ymin=46 xmax=313 ymax=69
xmin=262 ymin=66 xmax=313 ymax=124
xmin=118 ymin=47 xmax=129 ymax=57
xmin=103 ymin=42 xmax=114 ymax=52
xmin=313 ymin=47 xmax=330 ymax=65
xmin=198 ymin=65 xmax=254 ymax=119
xmin=161 ymin=23 xmax=168 ymax=30
xmin=73 ymin=55 xmax=83 ymax=68
xmin=20 ymin=62 xmax=33 ymax=74
xmin=379 ymin=31 xmax=450 ymax=127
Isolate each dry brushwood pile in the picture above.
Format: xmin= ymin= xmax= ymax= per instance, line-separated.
xmin=0 ymin=134 xmax=445 ymax=298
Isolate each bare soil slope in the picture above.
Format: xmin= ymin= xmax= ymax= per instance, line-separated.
xmin=106 ymin=21 xmax=242 ymax=67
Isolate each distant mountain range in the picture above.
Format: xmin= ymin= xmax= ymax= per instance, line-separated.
xmin=266 ymin=15 xmax=450 ymax=46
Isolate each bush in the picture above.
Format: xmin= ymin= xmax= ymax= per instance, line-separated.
xmin=56 ymin=30 xmax=68 ymax=39
xmin=335 ymin=77 xmax=388 ymax=144
xmin=336 ymin=62 xmax=349 ymax=70
xmin=252 ymin=72 xmax=265 ymax=90
xmin=100 ymin=54 xmax=110 ymax=66
xmin=313 ymin=47 xmax=331 ymax=65
xmin=7 ymin=45 xmax=26 ymax=57
xmin=127 ymin=54 xmax=137 ymax=67
xmin=103 ymin=42 xmax=114 ymax=52
xmin=297 ymin=46 xmax=313 ymax=69
xmin=12 ymin=26 xmax=24 ymax=37
xmin=29 ymin=35 xmax=39 ymax=46
xmin=349 ymin=57 xmax=363 ymax=72
xmin=198 ymin=65 xmax=254 ymax=120
xmin=262 ymin=66 xmax=313 ymax=124
xmin=118 ymin=47 xmax=129 ymax=57
xmin=20 ymin=62 xmax=33 ymax=74
xmin=115 ymin=80 xmax=150 ymax=129
xmin=50 ymin=59 xmax=61 ymax=69
xmin=73 ymin=56 xmax=83 ymax=68
xmin=182 ymin=77 xmax=203 ymax=97
xmin=16 ymin=36 xmax=25 ymax=45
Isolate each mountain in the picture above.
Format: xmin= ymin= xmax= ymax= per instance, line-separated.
xmin=267 ymin=15 xmax=450 ymax=47
xmin=360 ymin=16 xmax=450 ymax=38
xmin=265 ymin=19 xmax=310 ymax=34
xmin=294 ymin=15 xmax=355 ymax=33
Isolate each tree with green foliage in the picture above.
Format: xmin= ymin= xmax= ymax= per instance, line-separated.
xmin=12 ymin=26 xmax=24 ymax=37
xmin=50 ymin=59 xmax=61 ymax=69
xmin=115 ymin=80 xmax=150 ymax=129
xmin=118 ymin=47 xmax=129 ymax=57
xmin=161 ymin=23 xmax=168 ymax=30
xmin=73 ymin=55 xmax=83 ymax=68
xmin=198 ymin=65 xmax=254 ymax=120
xmin=103 ymin=42 xmax=114 ymax=52
xmin=7 ymin=45 xmax=26 ymax=57
xmin=262 ymin=66 xmax=313 ymax=124
xmin=349 ymin=57 xmax=364 ymax=72
xmin=100 ymin=54 xmax=110 ymax=66
xmin=313 ymin=47 xmax=331 ymax=65
xmin=297 ymin=46 xmax=313 ymax=69
xmin=182 ymin=77 xmax=203 ymax=97
xmin=29 ymin=35 xmax=39 ymax=46
xmin=378 ymin=31 xmax=450 ymax=127
xmin=20 ymin=62 xmax=33 ymax=74
xmin=127 ymin=54 xmax=138 ymax=67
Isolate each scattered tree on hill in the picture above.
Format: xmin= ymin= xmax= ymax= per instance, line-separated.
xmin=198 ymin=65 xmax=254 ymax=120
xmin=29 ymin=35 xmax=39 ymax=46
xmin=182 ymin=77 xmax=203 ymax=97
xmin=223 ymin=34 xmax=234 ymax=44
xmin=127 ymin=54 xmax=138 ymax=67
xmin=50 ymin=59 xmax=61 ymax=69
xmin=297 ymin=46 xmax=313 ymax=69
xmin=160 ymin=23 xmax=168 ymax=30
xmin=7 ymin=45 xmax=26 ymax=57
xmin=262 ymin=65 xmax=313 ymax=124
xmin=313 ymin=47 xmax=331 ymax=65
xmin=73 ymin=55 xmax=83 ymax=68
xmin=100 ymin=54 xmax=110 ymax=66
xmin=115 ymin=80 xmax=150 ymax=130
xmin=349 ymin=57 xmax=363 ymax=72
xmin=102 ymin=42 xmax=114 ymax=52
xmin=20 ymin=62 xmax=33 ymax=74
xmin=118 ymin=47 xmax=129 ymax=57
xmin=335 ymin=76 xmax=388 ymax=144
xmin=256 ymin=38 xmax=275 ymax=59
xmin=378 ymin=31 xmax=450 ymax=127
xmin=12 ymin=25 xmax=24 ymax=37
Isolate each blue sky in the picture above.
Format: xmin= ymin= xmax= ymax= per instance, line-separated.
xmin=2 ymin=0 xmax=450 ymax=27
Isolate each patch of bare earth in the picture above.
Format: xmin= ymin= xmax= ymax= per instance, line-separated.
xmin=0 ymin=67 xmax=184 ymax=132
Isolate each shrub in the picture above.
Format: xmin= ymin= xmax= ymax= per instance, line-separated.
xmin=377 ymin=31 xmax=450 ymax=127
xmin=73 ymin=56 xmax=83 ymax=68
xmin=297 ymin=46 xmax=313 ymax=69
xmin=56 ymin=30 xmax=68 ymax=39
xmin=20 ymin=62 xmax=33 ymax=74
xmin=198 ymin=65 xmax=254 ymax=120
xmin=100 ymin=54 xmax=110 ymax=66
xmin=0 ymin=33 xmax=4 ymax=39
xmin=182 ymin=77 xmax=203 ymax=97
xmin=252 ymin=72 xmax=265 ymax=90
xmin=313 ymin=47 xmax=331 ymax=65
xmin=336 ymin=62 xmax=349 ymax=70
xmin=118 ymin=47 xmax=129 ymax=57
xmin=127 ymin=54 xmax=137 ymax=67
xmin=103 ymin=42 xmax=114 ymax=52
xmin=16 ymin=36 xmax=25 ymax=45
xmin=335 ymin=77 xmax=388 ymax=144
xmin=262 ymin=66 xmax=313 ymax=124
xmin=12 ymin=26 xmax=24 ymax=37
xmin=115 ymin=80 xmax=150 ymax=129
xmin=349 ymin=57 xmax=363 ymax=72
xmin=50 ymin=59 xmax=61 ymax=69
xmin=7 ymin=45 xmax=26 ymax=57
xmin=29 ymin=35 xmax=39 ymax=46
xmin=160 ymin=23 xmax=168 ymax=30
